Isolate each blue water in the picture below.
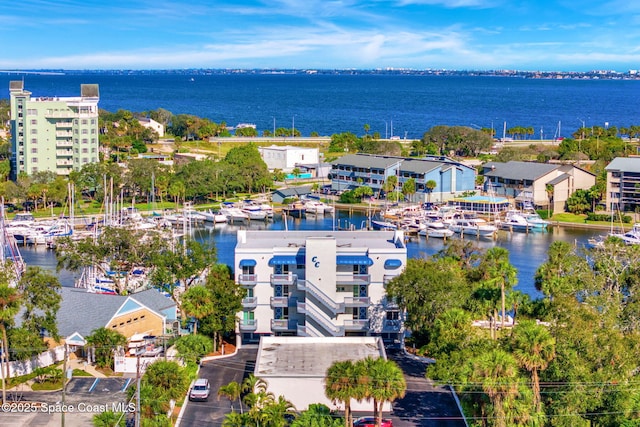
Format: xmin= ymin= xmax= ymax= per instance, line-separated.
xmin=2 ymin=73 xmax=638 ymax=139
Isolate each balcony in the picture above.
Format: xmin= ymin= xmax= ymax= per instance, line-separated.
xmin=270 ymin=296 xmax=290 ymax=308
xmin=271 ymin=319 xmax=297 ymax=332
xmin=57 ymin=150 xmax=73 ymax=157
xmin=242 ymin=297 xmax=258 ymax=309
xmin=343 ymin=319 xmax=370 ymax=331
xmin=56 ymin=160 xmax=73 ymax=166
xmin=271 ymin=273 xmax=297 ymax=286
xmin=238 ymin=274 xmax=257 ymax=287
xmin=56 ymin=122 xmax=73 ymax=128
xmin=56 ymin=131 xmax=73 ymax=137
xmin=336 ymin=274 xmax=370 ymax=285
xmin=239 ymin=319 xmax=257 ymax=332
xmin=344 ymin=297 xmax=370 ymax=308
xmin=56 ymin=141 xmax=73 ymax=147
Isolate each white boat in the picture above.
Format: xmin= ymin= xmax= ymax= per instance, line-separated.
xmin=242 ymin=204 xmax=268 ymax=221
xmin=499 ymin=210 xmax=532 ymax=232
xmin=304 ymin=200 xmax=334 ymax=215
xmin=609 ymin=223 xmax=640 ymax=245
xmin=522 ymin=210 xmax=551 ymax=229
xmin=220 ymin=205 xmax=249 ymax=223
xmin=419 ymin=225 xmax=454 ymax=239
xmin=449 ymin=217 xmax=497 ymax=238
xmin=201 ymin=209 xmax=228 ymax=223
xmin=371 ymin=219 xmax=398 ymax=231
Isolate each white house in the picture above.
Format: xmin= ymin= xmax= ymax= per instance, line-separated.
xmin=234 ymin=230 xmax=407 ymax=345
xmin=258 ymin=145 xmax=319 ymax=172
xmin=138 ymin=117 xmax=165 ymax=137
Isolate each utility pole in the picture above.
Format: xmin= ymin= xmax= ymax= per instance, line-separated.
xmin=1 ymin=340 xmax=6 ymax=403
xmin=61 ymin=344 xmax=68 ymax=427
xmin=135 ymin=353 xmax=141 ymax=427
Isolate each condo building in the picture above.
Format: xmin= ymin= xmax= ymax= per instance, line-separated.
xmin=9 ymin=81 xmax=100 ymax=179
xmin=234 ymin=230 xmax=407 ymax=345
xmin=605 ymin=157 xmax=640 ymax=212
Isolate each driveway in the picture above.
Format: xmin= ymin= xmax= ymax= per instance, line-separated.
xmin=387 ymin=348 xmax=467 ymax=427
xmin=179 ymin=346 xmax=258 ymax=427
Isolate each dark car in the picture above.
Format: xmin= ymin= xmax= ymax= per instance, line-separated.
xmin=353 ymin=417 xmax=393 ymax=427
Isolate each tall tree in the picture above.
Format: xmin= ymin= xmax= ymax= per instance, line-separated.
xmin=361 ymin=357 xmax=406 ymax=427
xmin=472 ymin=349 xmax=520 ymax=427
xmin=480 ymin=247 xmax=517 ymax=330
xmin=180 ymin=285 xmax=215 ymax=335
xmin=325 ymin=360 xmax=362 ymax=427
xmin=18 ymin=266 xmax=62 ymax=339
xmin=0 ymin=281 xmax=20 ymax=383
xmin=510 ymin=320 xmax=555 ymax=413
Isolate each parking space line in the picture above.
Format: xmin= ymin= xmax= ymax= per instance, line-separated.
xmin=121 ymin=378 xmax=132 ymax=392
xmin=88 ymin=378 xmax=100 ymax=392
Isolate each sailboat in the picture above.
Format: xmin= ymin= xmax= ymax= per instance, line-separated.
xmin=0 ymin=202 xmax=26 ymax=285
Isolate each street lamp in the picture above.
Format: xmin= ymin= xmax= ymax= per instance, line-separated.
xmin=384 ymin=120 xmax=388 ymax=139
xmin=272 ymin=116 xmax=276 ymax=137
xmin=292 ymin=115 xmax=295 ymax=138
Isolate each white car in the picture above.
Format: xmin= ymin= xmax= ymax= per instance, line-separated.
xmin=189 ymin=378 xmax=210 ymax=401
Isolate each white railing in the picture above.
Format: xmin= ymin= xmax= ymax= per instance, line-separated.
xmin=297 ymin=301 xmax=344 ymax=336
xmin=242 ymin=297 xmax=258 ymax=308
xmin=344 ymin=296 xmax=370 ymax=307
xmin=344 ymin=319 xmax=370 ymax=331
xmin=297 ymin=279 xmax=344 ymax=314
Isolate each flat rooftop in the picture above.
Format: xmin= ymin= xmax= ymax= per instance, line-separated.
xmin=236 ymin=230 xmax=405 ymax=251
xmin=255 ymin=336 xmax=386 ymax=377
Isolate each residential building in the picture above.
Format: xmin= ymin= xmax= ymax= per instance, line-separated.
xmin=329 ymin=154 xmax=477 ymax=202
xmin=258 ymin=145 xmax=319 ymax=172
xmin=234 ymin=230 xmax=407 ymax=345
xmin=9 ymin=81 xmax=100 ymax=179
xmin=605 ymin=157 xmax=640 ymax=212
xmin=138 ymin=117 xmax=165 ymax=137
xmin=52 ymin=287 xmax=177 ymax=354
xmin=483 ymin=161 xmax=596 ymax=212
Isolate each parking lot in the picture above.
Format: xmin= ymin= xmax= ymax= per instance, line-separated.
xmin=1 ymin=377 xmax=132 ymax=427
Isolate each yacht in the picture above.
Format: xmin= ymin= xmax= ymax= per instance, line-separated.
xmin=201 ymin=209 xmax=228 ymax=223
xmin=304 ymin=200 xmax=335 ymax=215
xmin=522 ymin=210 xmax=551 ymax=229
xmin=609 ymin=223 xmax=640 ymax=245
xmin=419 ymin=219 xmax=454 ymax=238
xmin=499 ymin=210 xmax=532 ymax=232
xmin=219 ymin=204 xmax=249 ymax=223
xmin=242 ymin=204 xmax=268 ymax=221
xmin=449 ymin=217 xmax=497 ymax=238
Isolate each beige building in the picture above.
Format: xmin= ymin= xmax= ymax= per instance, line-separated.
xmin=483 ymin=161 xmax=596 ymax=212
xmin=605 ymin=157 xmax=640 ymax=212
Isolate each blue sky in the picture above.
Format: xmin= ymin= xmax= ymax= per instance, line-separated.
xmin=2 ymin=0 xmax=639 ymax=71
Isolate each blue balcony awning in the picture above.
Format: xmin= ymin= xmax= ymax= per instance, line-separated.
xmin=337 ymin=255 xmax=373 ymax=266
xmin=239 ymin=259 xmax=256 ymax=267
xmin=268 ymin=255 xmax=303 ymax=266
xmin=384 ymin=259 xmax=403 ymax=269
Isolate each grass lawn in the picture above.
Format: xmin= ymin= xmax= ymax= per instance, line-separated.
xmin=31 ymin=379 xmax=63 ymax=391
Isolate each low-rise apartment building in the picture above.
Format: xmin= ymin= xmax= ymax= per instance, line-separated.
xmin=605 ymin=157 xmax=640 ymax=212
xmin=234 ymin=230 xmax=407 ymax=345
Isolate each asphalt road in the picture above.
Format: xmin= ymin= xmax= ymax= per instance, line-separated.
xmin=386 ymin=349 xmax=467 ymax=427
xmin=179 ymin=346 xmax=258 ymax=427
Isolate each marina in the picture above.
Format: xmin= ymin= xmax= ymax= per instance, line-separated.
xmin=16 ymin=209 xmax=606 ymax=300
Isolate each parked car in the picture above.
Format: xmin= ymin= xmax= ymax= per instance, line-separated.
xmin=353 ymin=417 xmax=393 ymax=427
xmin=189 ymin=378 xmax=210 ymax=401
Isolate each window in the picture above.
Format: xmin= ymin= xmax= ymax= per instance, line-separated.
xmin=82 ymin=119 xmax=88 ymax=125
xmin=82 ymin=148 xmax=88 ymax=153
xmin=82 ymin=129 xmax=88 ymax=134
xmin=31 ymin=138 xmax=37 ymax=145
xmin=82 ymin=158 xmax=89 ymax=163
xmin=31 ymin=148 xmax=37 ymax=154
xmin=82 ymin=138 xmax=88 ymax=144
xmin=30 ymin=119 xmax=37 ymax=125
xmin=30 ymin=129 xmax=37 ymax=134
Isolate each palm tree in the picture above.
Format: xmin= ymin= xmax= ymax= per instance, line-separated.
xmin=511 ymin=320 xmax=556 ymax=412
xmin=325 ymin=360 xmax=361 ymax=427
xmin=425 ymin=180 xmax=437 ymax=203
xmin=472 ymin=349 xmax=520 ymax=427
xmin=481 ymin=247 xmax=518 ymax=330
xmin=0 ymin=282 xmax=20 ymax=395
xmin=363 ymin=357 xmax=406 ymax=427
xmin=260 ymin=395 xmax=297 ymax=427
xmin=545 ymin=184 xmax=554 ymax=218
xmin=180 ymin=285 xmax=215 ymax=334
xmin=218 ymin=380 xmax=243 ymax=413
